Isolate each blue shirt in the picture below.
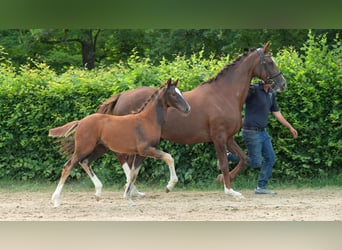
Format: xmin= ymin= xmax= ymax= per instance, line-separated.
xmin=243 ymin=82 xmax=279 ymax=129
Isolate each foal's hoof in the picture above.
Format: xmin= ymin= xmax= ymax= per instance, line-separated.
xmin=165 ymin=187 xmax=170 ymax=193
xmin=127 ymin=199 xmax=136 ymax=207
xmin=95 ymin=195 xmax=101 ymax=201
xmin=130 ymin=186 xmax=146 ymax=198
xmin=133 ymin=192 xmax=146 ymax=199
xmin=52 ymin=200 xmax=60 ymax=208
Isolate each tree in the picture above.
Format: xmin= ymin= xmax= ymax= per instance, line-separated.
xmin=39 ymin=29 xmax=101 ymax=70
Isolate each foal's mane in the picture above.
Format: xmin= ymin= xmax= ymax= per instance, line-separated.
xmin=132 ymin=86 xmax=164 ymax=114
xmin=202 ymin=48 xmax=256 ymax=85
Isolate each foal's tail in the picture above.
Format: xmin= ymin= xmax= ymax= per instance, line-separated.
xmin=97 ymin=93 xmax=121 ymax=114
xmin=49 ymin=120 xmax=79 ymax=156
xmin=49 ymin=120 xmax=79 ymax=138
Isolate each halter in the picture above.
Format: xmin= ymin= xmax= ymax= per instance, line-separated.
xmin=257 ymin=48 xmax=283 ymax=86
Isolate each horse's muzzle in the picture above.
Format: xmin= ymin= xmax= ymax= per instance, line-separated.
xmin=184 ymin=105 xmax=191 ymax=114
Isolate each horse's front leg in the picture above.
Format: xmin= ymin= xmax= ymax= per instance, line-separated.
xmin=213 ymin=139 xmax=243 ymax=198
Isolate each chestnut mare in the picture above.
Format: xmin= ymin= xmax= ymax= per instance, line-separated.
xmin=49 ymin=79 xmax=190 ymax=207
xmin=72 ymin=42 xmax=286 ymax=200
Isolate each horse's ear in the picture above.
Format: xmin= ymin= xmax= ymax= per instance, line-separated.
xmin=166 ymin=78 xmax=172 ymax=87
xmin=264 ymin=41 xmax=271 ymax=53
xmin=174 ymin=79 xmax=179 ymax=87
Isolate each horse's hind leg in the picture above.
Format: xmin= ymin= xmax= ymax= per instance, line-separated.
xmin=213 ymin=138 xmax=243 ymax=198
xmin=51 ymin=156 xmax=78 ymax=207
xmin=79 ymin=159 xmax=103 ymax=201
xmin=226 ymin=137 xmax=247 ymax=180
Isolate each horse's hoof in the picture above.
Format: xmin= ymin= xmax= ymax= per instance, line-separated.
xmin=95 ymin=195 xmax=101 ymax=201
xmin=165 ymin=188 xmax=170 ymax=193
xmin=224 ymin=187 xmax=243 ymax=198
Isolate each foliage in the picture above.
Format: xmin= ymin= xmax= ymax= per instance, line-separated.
xmin=0 ymin=29 xmax=340 ymax=71
xmin=269 ymin=31 xmax=341 ymax=181
xmin=0 ymin=32 xmax=340 ymax=188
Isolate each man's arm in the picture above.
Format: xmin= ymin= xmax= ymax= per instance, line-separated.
xmin=272 ymin=111 xmax=298 ymax=138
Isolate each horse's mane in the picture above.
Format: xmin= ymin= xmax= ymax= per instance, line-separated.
xmin=202 ymin=48 xmax=256 ymax=85
xmin=131 ymin=86 xmax=164 ymax=114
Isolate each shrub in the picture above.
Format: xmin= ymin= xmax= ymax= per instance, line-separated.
xmin=0 ymin=33 xmax=340 ymax=187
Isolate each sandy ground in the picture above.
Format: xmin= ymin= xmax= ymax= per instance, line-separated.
xmin=0 ymin=188 xmax=341 ymax=221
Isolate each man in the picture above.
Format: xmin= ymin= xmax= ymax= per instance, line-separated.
xmin=228 ymin=80 xmax=298 ymax=194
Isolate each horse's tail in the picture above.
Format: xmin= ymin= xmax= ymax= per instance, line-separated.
xmin=97 ymin=93 xmax=121 ymax=114
xmin=49 ymin=120 xmax=79 ymax=138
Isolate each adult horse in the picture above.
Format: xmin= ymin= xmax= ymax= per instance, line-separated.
xmin=49 ymin=79 xmax=190 ymax=207
xmin=99 ymin=42 xmax=287 ymax=198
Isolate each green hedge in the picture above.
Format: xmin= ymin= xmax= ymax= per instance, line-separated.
xmin=0 ymin=33 xmax=340 ymax=186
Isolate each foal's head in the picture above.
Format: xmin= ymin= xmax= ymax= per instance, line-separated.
xmin=255 ymin=41 xmax=287 ymax=92
xmin=162 ymin=78 xmax=191 ymax=114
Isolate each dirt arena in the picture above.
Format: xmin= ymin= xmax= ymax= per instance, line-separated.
xmin=0 ymin=188 xmax=341 ymax=221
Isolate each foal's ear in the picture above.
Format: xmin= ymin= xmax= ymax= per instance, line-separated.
xmin=263 ymin=41 xmax=271 ymax=53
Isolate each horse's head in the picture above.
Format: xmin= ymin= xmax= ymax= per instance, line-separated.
xmin=163 ymin=78 xmax=191 ymax=114
xmin=256 ymin=41 xmax=287 ymax=92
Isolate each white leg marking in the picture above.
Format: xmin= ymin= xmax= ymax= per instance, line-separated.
xmin=131 ymin=166 xmax=145 ymax=198
xmin=123 ymin=182 xmax=136 ymax=206
xmin=123 ymin=161 xmax=145 ymax=198
xmin=80 ymin=162 xmax=103 ymax=200
xmin=224 ymin=186 xmax=245 ymax=199
xmin=163 ymin=153 xmax=178 ymax=192
xmin=122 ymin=162 xmax=130 ymax=183
xmin=123 ymin=162 xmax=132 ymax=199
xmin=91 ymin=175 xmax=103 ymax=200
xmin=51 ymin=183 xmax=64 ymax=207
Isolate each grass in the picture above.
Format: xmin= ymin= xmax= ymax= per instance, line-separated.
xmin=0 ymin=171 xmax=341 ymax=193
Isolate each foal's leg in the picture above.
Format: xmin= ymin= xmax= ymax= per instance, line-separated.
xmin=144 ymin=147 xmax=178 ymax=192
xmin=79 ymin=160 xmax=103 ymax=201
xmin=51 ymin=156 xmax=78 ymax=207
xmin=123 ymin=155 xmax=139 ymax=206
xmin=52 ymin=135 xmax=98 ymax=207
xmin=123 ymin=155 xmax=148 ymax=206
xmin=121 ymin=154 xmax=145 ymax=198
